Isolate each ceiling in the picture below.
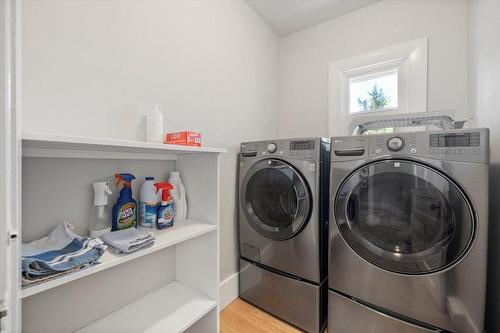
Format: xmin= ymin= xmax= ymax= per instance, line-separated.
xmin=246 ymin=0 xmax=380 ymax=36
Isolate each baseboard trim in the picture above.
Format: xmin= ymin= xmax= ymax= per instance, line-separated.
xmin=220 ymin=272 xmax=239 ymax=311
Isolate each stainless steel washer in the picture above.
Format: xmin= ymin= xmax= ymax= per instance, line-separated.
xmin=328 ymin=129 xmax=489 ymax=333
xmin=239 ymin=138 xmax=330 ymax=333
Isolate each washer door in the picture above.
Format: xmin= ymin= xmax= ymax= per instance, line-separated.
xmin=242 ymin=159 xmax=312 ymax=240
xmin=335 ymin=159 xmax=475 ymax=275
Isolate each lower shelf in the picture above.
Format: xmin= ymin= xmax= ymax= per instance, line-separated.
xmin=76 ymin=281 xmax=216 ymax=333
xmin=21 ymin=220 xmax=217 ymax=298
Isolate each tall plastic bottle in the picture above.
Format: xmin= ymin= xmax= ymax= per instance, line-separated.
xmin=112 ymin=173 xmax=137 ymax=231
xmin=90 ymin=181 xmax=113 ymax=238
xmin=168 ymin=171 xmax=187 ymax=222
xmin=146 ymin=104 xmax=164 ymax=143
xmin=140 ymin=176 xmax=161 ymax=227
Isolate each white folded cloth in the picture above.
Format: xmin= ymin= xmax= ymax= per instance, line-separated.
xmin=100 ymin=228 xmax=155 ymax=254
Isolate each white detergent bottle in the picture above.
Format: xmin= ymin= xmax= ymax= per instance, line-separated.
xmin=140 ymin=176 xmax=162 ymax=227
xmin=168 ymin=171 xmax=187 ymax=222
xmin=146 ymin=104 xmax=164 ymax=143
xmin=90 ymin=181 xmax=113 ymax=238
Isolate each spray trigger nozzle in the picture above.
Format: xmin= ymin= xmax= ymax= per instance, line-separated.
xmin=154 ymin=182 xmax=174 ymax=202
xmin=93 ymin=181 xmax=113 ymax=206
xmin=104 ymin=182 xmax=112 ymax=195
xmin=115 ymin=173 xmax=136 ymax=187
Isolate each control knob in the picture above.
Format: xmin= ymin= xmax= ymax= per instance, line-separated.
xmin=387 ymin=137 xmax=405 ymax=152
xmin=267 ymin=143 xmax=277 ymax=153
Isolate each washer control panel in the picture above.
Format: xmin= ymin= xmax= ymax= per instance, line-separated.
xmin=429 ymin=132 xmax=480 ymax=148
xmin=331 ymin=128 xmax=489 ymax=163
xmin=241 ymin=138 xmax=324 ymax=161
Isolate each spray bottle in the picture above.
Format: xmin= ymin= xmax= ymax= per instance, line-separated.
xmin=154 ymin=182 xmax=175 ymax=229
xmin=89 ymin=181 xmax=112 ymax=238
xmin=112 ymin=173 xmax=137 ymax=231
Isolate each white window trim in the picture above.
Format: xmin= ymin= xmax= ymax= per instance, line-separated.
xmin=329 ymin=37 xmax=428 ymax=136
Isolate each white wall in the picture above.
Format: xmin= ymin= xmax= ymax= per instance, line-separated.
xmin=468 ymin=0 xmax=500 ymax=331
xmin=21 ymin=0 xmax=279 ymax=283
xmin=279 ymin=0 xmax=469 ymax=138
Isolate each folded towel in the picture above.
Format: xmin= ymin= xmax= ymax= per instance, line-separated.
xmin=22 ymin=223 xmax=106 ymax=285
xmin=22 ymin=263 xmax=93 ymax=286
xmin=100 ymin=228 xmax=155 ymax=254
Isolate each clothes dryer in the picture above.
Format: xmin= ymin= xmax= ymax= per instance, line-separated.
xmin=328 ymin=129 xmax=489 ymax=333
xmin=239 ymin=138 xmax=330 ymax=333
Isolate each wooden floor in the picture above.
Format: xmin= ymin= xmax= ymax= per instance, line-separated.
xmin=220 ymin=298 xmax=301 ymax=333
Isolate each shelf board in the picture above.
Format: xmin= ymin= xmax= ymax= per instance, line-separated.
xmin=22 ymin=132 xmax=227 ymax=160
xmin=21 ymin=220 xmax=217 ymax=298
xmin=76 ymin=280 xmax=216 ymax=333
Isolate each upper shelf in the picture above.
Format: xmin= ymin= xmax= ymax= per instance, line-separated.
xmin=22 ymin=132 xmax=227 ymax=160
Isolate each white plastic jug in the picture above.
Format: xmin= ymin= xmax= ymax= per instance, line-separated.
xmin=146 ymin=104 xmax=164 ymax=143
xmin=139 ymin=176 xmax=161 ymax=227
xmin=168 ymin=171 xmax=187 ymax=222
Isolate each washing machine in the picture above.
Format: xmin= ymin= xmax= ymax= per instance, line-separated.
xmin=239 ymin=138 xmax=330 ymax=333
xmin=328 ymin=128 xmax=489 ymax=333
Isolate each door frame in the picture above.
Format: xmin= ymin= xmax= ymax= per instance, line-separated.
xmin=1 ymin=0 xmax=21 ymax=331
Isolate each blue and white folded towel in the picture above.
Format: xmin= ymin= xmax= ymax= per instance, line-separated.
xmin=22 ymin=223 xmax=106 ymax=286
xmin=100 ymin=228 xmax=155 ymax=254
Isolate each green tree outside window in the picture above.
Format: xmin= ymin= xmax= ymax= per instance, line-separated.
xmin=357 ymin=84 xmax=390 ymax=111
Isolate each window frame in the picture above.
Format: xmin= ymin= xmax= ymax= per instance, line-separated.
xmin=329 ymin=38 xmax=428 ymax=137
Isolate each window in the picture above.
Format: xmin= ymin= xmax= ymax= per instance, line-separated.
xmin=329 ymin=38 xmax=428 ymax=136
xmin=349 ymin=70 xmax=398 ymax=114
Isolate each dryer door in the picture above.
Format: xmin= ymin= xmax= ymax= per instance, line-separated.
xmin=334 ymin=159 xmax=475 ymax=275
xmin=241 ymin=159 xmax=312 ymax=240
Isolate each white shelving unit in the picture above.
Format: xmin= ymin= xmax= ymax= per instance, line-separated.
xmin=19 ymin=132 xmax=225 ymax=333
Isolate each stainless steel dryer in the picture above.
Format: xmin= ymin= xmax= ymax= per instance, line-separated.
xmin=239 ymin=138 xmax=330 ymax=333
xmin=328 ymin=128 xmax=489 ymax=333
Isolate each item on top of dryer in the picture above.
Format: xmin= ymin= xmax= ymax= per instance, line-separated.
xmin=351 ymin=112 xmax=456 ymax=135
xmin=89 ymin=181 xmax=113 ymax=238
xmin=100 ymin=228 xmax=155 ymax=254
xmin=328 ymin=128 xmax=490 ymax=333
xmin=112 ymin=173 xmax=137 ymax=231
xmin=139 ymin=176 xmax=161 ymax=228
xmin=168 ymin=171 xmax=187 ymax=222
xmin=146 ymin=104 xmax=164 ymax=143
xmin=154 ymin=182 xmax=175 ymax=229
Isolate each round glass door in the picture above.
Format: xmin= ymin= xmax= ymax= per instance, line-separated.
xmin=242 ymin=159 xmax=311 ymax=240
xmin=335 ymin=159 xmax=475 ymax=275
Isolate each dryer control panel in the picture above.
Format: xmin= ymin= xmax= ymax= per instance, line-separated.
xmin=241 ymin=138 xmax=328 ymax=161
xmin=331 ymin=128 xmax=489 ymax=164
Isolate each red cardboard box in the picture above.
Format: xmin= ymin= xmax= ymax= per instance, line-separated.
xmin=164 ymin=131 xmax=202 ymax=147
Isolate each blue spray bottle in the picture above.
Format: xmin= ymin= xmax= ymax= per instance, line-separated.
xmin=112 ymin=173 xmax=137 ymax=231
xmin=154 ymin=182 xmax=175 ymax=229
